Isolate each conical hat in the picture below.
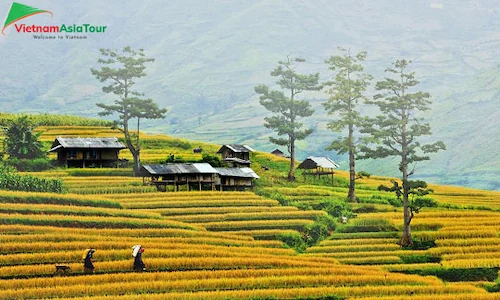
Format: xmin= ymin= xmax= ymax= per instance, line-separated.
xmin=132 ymin=245 xmax=141 ymax=257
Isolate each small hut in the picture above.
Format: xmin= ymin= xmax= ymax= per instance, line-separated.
xmin=140 ymin=163 xmax=217 ymax=191
xmin=298 ymin=156 xmax=339 ymax=184
xmin=271 ymin=149 xmax=289 ymax=158
xmin=217 ymin=144 xmax=254 ymax=167
xmin=215 ymin=167 xmax=260 ymax=191
xmin=49 ymin=137 xmax=126 ymax=168
xmin=271 ymin=149 xmax=285 ymax=157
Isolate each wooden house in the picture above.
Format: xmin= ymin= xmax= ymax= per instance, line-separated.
xmin=49 ymin=137 xmax=126 ymax=168
xmin=217 ymin=144 xmax=254 ymax=167
xmin=140 ymin=163 xmax=217 ymax=191
xmin=214 ymin=167 xmax=260 ymax=191
xmin=298 ymin=156 xmax=339 ymax=184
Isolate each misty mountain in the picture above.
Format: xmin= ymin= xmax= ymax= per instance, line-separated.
xmin=1 ymin=0 xmax=499 ymax=189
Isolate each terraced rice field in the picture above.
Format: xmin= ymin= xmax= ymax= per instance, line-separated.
xmin=1 ymin=124 xmax=500 ymax=298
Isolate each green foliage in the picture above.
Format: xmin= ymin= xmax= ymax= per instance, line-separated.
xmin=323 ymin=49 xmax=372 ymax=202
xmin=359 ymin=59 xmax=446 ymax=246
xmin=313 ymin=199 xmax=355 ymax=220
xmin=0 ymin=164 xmax=63 ymax=193
xmin=409 ymin=238 xmax=437 ymax=250
xmin=278 ymin=231 xmax=306 ymax=253
xmin=7 ymin=157 xmax=52 ymax=172
xmin=200 ymin=153 xmax=222 ymax=167
xmin=352 ymin=204 xmax=377 ymax=213
xmin=3 ymin=115 xmax=45 ymax=159
xmin=379 ymin=179 xmax=438 ymax=218
xmin=356 ymin=171 xmax=371 ymax=178
xmin=336 ymin=218 xmax=396 ymax=233
xmin=255 ymin=55 xmax=320 ymax=180
xmin=92 ymin=46 xmax=168 ymax=174
xmin=398 ymin=267 xmax=499 ymax=282
xmin=303 ymin=215 xmax=336 ymax=246
xmin=165 ymin=154 xmax=185 ymax=163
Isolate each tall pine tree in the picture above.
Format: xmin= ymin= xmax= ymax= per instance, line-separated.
xmin=91 ymin=47 xmax=167 ymax=175
xmin=323 ymin=49 xmax=372 ymax=202
xmin=255 ymin=56 xmax=320 ymax=181
xmin=359 ymin=59 xmax=445 ymax=246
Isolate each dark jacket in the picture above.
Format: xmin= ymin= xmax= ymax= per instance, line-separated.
xmin=84 ymin=250 xmax=94 ymax=270
xmin=133 ymin=252 xmax=145 ymax=271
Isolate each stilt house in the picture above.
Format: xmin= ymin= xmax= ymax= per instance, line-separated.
xmin=217 ymin=144 xmax=254 ymax=167
xmin=140 ymin=163 xmax=218 ymax=191
xmin=214 ymin=167 xmax=260 ymax=191
xmin=49 ymin=137 xmax=126 ymax=168
xmin=298 ymin=156 xmax=339 ymax=184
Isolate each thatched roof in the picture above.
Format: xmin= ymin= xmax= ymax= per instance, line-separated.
xmin=298 ymin=157 xmax=339 ymax=170
xmin=217 ymin=144 xmax=254 ymax=154
xmin=49 ymin=137 xmax=126 ymax=152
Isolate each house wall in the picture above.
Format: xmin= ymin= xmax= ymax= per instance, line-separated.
xmin=220 ymin=148 xmax=249 ymax=161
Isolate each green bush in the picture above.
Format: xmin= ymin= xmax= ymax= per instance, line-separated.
xmin=278 ymin=232 xmax=306 ymax=253
xmin=165 ymin=154 xmax=186 ymax=163
xmin=410 ymin=238 xmax=437 ymax=250
xmin=200 ymin=153 xmax=222 ymax=167
xmin=399 ymin=267 xmax=498 ymax=282
xmin=7 ymin=158 xmax=52 ymax=172
xmin=313 ymin=199 xmax=355 ymax=220
xmin=336 ymin=218 xmax=396 ymax=233
xmin=304 ymin=215 xmax=336 ymax=246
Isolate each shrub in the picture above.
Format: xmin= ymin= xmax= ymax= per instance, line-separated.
xmin=200 ymin=153 xmax=222 ymax=167
xmin=7 ymin=158 xmax=52 ymax=172
xmin=278 ymin=232 xmax=306 ymax=253
xmin=313 ymin=199 xmax=355 ymax=220
xmin=165 ymin=154 xmax=185 ymax=163
xmin=304 ymin=215 xmax=336 ymax=246
xmin=336 ymin=218 xmax=396 ymax=233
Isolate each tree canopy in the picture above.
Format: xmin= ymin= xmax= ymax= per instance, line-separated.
xmin=91 ymin=46 xmax=167 ymax=174
xmin=255 ymin=56 xmax=320 ymax=181
xmin=323 ymin=49 xmax=372 ymax=201
xmin=3 ymin=115 xmax=45 ymax=160
xmin=359 ymin=59 xmax=445 ymax=246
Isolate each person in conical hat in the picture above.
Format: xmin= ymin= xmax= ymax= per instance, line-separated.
xmin=83 ymin=248 xmax=95 ymax=274
xmin=132 ymin=245 xmax=146 ymax=272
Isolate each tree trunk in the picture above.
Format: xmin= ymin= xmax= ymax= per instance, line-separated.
xmin=132 ymin=150 xmax=141 ymax=176
xmin=288 ymin=137 xmax=295 ymax=181
xmin=347 ymin=123 xmax=356 ymax=202
xmin=400 ymin=111 xmax=412 ymax=247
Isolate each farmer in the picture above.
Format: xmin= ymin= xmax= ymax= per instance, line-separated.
xmin=132 ymin=245 xmax=146 ymax=272
xmin=83 ymin=248 xmax=96 ymax=274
